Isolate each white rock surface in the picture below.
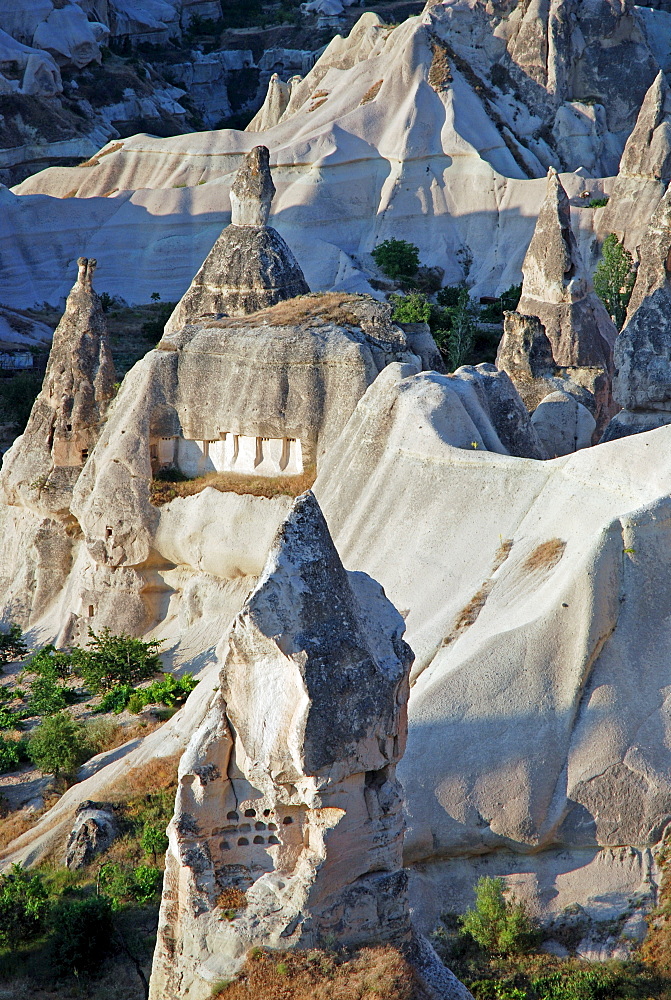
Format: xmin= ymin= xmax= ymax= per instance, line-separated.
xmin=531 ymin=390 xmax=597 ymax=457
xmin=2 ymin=1 xmax=661 ymax=308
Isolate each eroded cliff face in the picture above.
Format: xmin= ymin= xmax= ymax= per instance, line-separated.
xmin=149 ymin=493 xmax=414 ymax=998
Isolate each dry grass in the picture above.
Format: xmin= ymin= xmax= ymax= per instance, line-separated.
xmin=0 ymin=788 xmax=62 ymax=852
xmin=311 ymin=90 xmax=329 ymax=100
xmin=217 ymin=886 xmax=248 ymax=915
xmin=212 ymin=946 xmax=430 ymax=1000
xmin=210 ymin=293 xmax=363 ymax=331
xmin=493 ymin=537 xmax=513 ymax=571
xmin=523 ymin=538 xmax=566 ymax=573
xmin=150 ymin=466 xmax=316 ymax=506
xmin=104 ymin=753 xmax=180 ymax=805
xmin=63 ymin=188 xmax=78 ymax=199
xmin=449 ymin=583 xmax=490 ymax=636
xmin=308 ymin=98 xmax=328 ymax=112
xmin=428 ymin=39 xmax=452 ymax=91
xmin=78 ymin=141 xmax=124 ymax=168
xmin=360 ymin=79 xmax=383 ymax=105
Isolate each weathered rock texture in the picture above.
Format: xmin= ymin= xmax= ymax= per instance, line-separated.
xmin=497 ymin=311 xmax=613 ymax=443
xmin=0 ymin=257 xmax=115 ymax=623
xmin=599 ymin=71 xmax=671 ymax=251
xmin=517 ymin=169 xmax=617 ymax=372
xmin=602 ymin=183 xmax=671 ymax=442
xmin=531 ymin=390 xmax=596 ymax=458
xmin=148 ymin=492 xmax=415 ymax=998
xmin=65 ymin=800 xmax=118 ymax=869
xmin=164 ymin=146 xmax=309 ymax=332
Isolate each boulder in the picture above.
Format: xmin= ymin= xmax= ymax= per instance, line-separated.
xmin=531 ymin=390 xmax=596 ymax=458
xmin=32 ymin=5 xmax=107 ymax=69
xmin=164 ymin=146 xmax=309 ymax=330
xmin=65 ymin=800 xmax=118 ymax=869
xmin=148 ymin=492 xmax=416 ymax=998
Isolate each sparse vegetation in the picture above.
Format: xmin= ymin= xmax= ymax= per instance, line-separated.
xmin=593 ymin=233 xmax=636 ymax=330
xmin=0 ymin=622 xmax=27 ymax=665
xmin=372 ymin=238 xmax=421 ymax=281
xmin=390 ymin=291 xmax=432 ymax=323
xmin=587 ymin=197 xmax=609 ymax=209
xmin=69 ymin=628 xmax=164 ymax=693
xmin=460 ymin=878 xmax=539 ymax=957
xmin=150 ymin=466 xmax=317 ymax=505
xmin=0 ymin=371 xmax=42 ymax=432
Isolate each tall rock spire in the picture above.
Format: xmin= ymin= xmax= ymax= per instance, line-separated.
xmin=516 ymin=168 xmax=617 ymax=370
xmin=149 ymin=491 xmax=416 ymax=999
xmin=1 ymin=256 xmax=115 ymax=515
xmin=601 ymin=182 xmax=671 ymax=441
xmin=599 ymin=71 xmax=671 ymax=248
xmin=164 ymin=145 xmax=309 ymax=333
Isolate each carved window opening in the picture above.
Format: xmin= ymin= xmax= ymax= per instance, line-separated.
xmin=88 ymin=605 xmax=94 ymax=617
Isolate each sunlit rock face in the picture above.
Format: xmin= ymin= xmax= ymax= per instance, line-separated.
xmin=148 ymin=492 xmax=414 ymax=1000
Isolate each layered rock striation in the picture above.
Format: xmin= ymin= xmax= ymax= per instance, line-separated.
xmin=164 ymin=146 xmax=309 ymax=331
xmin=148 ymin=491 xmax=420 ymax=998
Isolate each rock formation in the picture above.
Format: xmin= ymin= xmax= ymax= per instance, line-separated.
xmin=65 ymin=800 xmax=118 ymax=870
xmin=164 ymin=146 xmax=309 ymax=332
xmin=517 ymin=168 xmax=617 ymax=371
xmin=531 ymin=390 xmax=596 ymax=458
xmin=602 ymin=182 xmax=671 ymax=441
xmin=496 ymin=311 xmax=611 ymax=446
xmin=598 ymin=71 xmax=671 ymax=251
xmin=1 ymin=257 xmax=115 ymax=517
xmin=148 ymin=491 xmax=416 ymax=998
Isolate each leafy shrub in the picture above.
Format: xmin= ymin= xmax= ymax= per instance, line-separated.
xmin=459 ymin=877 xmax=538 ymax=956
xmin=70 ymin=628 xmax=163 ymax=693
xmin=532 ymin=967 xmax=616 ymax=1000
xmin=98 ymin=860 xmax=163 ymax=908
xmin=26 ymin=644 xmax=75 ymax=680
xmin=372 ymin=239 xmax=421 ymax=281
xmin=587 ymin=197 xmax=609 ymax=209
xmin=479 ymin=283 xmax=523 ymax=323
xmin=0 ymin=734 xmax=29 ymax=772
xmin=49 ymin=895 xmax=115 ymax=976
xmin=95 ymin=683 xmax=136 ymax=715
xmin=28 ymin=675 xmax=74 ymax=716
xmin=0 ymin=863 xmax=49 ymax=945
xmin=594 ymin=233 xmax=636 ymax=330
xmin=437 ymin=284 xmax=464 ymax=309
xmin=469 ymin=982 xmax=527 ymax=1000
xmin=390 ymin=291 xmax=431 ymax=324
xmin=141 ymin=822 xmax=169 ymax=863
xmin=0 ymin=622 xmax=27 ymax=665
xmin=97 ymin=673 xmax=197 ymax=714
xmin=434 ymin=288 xmax=479 ymax=371
xmin=28 ymin=711 xmax=92 ymax=777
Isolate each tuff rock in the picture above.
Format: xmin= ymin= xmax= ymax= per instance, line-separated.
xmin=602 ymin=182 xmax=671 ymax=441
xmin=65 ymin=800 xmax=118 ymax=869
xmin=148 ymin=491 xmax=417 ymax=998
xmin=531 ymin=391 xmax=596 ymax=458
xmin=164 ymin=146 xmax=309 ymax=331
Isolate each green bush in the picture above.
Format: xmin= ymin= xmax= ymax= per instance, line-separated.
xmin=0 ymin=622 xmax=27 ymax=665
xmin=469 ymin=982 xmax=528 ymax=1000
xmin=96 ymin=673 xmax=197 ymax=714
xmin=28 ymin=712 xmax=92 ymax=777
xmin=434 ymin=288 xmax=479 ymax=371
xmin=49 ymin=895 xmax=115 ymax=976
xmin=479 ymin=283 xmax=523 ymax=323
xmin=70 ymin=628 xmax=163 ymax=693
xmin=0 ymin=863 xmax=49 ymax=946
xmin=459 ymin=877 xmax=538 ymax=956
xmin=28 ymin=675 xmax=75 ymax=717
xmin=26 ymin=644 xmax=74 ymax=680
xmin=389 ymin=291 xmax=431 ymax=323
xmin=594 ymin=233 xmax=636 ymax=331
xmin=532 ymin=967 xmax=616 ymax=1000
xmin=587 ymin=197 xmax=609 ymax=209
xmin=141 ymin=822 xmax=169 ymax=863
xmin=98 ymin=861 xmax=163 ymax=908
xmin=372 ymin=239 xmax=421 ymax=281
xmin=437 ymin=285 xmax=464 ymax=309
xmin=0 ymin=734 xmax=29 ymax=772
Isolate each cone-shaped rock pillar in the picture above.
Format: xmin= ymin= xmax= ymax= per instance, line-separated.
xmin=164 ymin=145 xmax=309 ymax=332
xmin=149 ymin=491 xmax=414 ymax=999
xmin=1 ymin=257 xmax=115 ymax=516
xmin=517 ymin=168 xmax=617 ymax=371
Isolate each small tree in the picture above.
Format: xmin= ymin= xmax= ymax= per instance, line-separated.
xmin=0 ymin=623 xmax=27 ymax=665
xmin=141 ymin=822 xmax=169 ymax=864
xmin=390 ymin=291 xmax=431 ymax=323
xmin=49 ymin=895 xmax=114 ymax=976
xmin=459 ymin=876 xmax=538 ymax=956
xmin=27 ymin=644 xmax=74 ymax=680
xmin=435 ymin=288 xmax=478 ymax=371
xmin=0 ymin=863 xmax=49 ymax=946
xmin=70 ymin=628 xmax=163 ymax=693
xmin=29 ymin=675 xmax=71 ymax=717
xmin=372 ymin=239 xmax=421 ymax=281
xmin=593 ymin=233 xmax=636 ymax=330
xmin=28 ymin=712 xmax=91 ymax=777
